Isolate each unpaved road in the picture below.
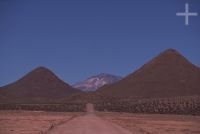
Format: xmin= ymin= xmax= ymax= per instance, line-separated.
xmin=47 ymin=103 xmax=132 ymax=134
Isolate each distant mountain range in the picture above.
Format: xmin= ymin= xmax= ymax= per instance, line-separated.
xmin=98 ymin=49 xmax=200 ymax=98
xmin=0 ymin=48 xmax=200 ymax=104
xmin=72 ymin=73 xmax=122 ymax=92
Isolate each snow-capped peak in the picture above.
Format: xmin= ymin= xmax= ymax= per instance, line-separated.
xmin=72 ymin=73 xmax=122 ymax=92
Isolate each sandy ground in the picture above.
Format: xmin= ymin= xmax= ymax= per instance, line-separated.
xmin=47 ymin=103 xmax=132 ymax=134
xmin=98 ymin=112 xmax=200 ymax=134
xmin=0 ymin=110 xmax=82 ymax=134
xmin=1 ymin=104 xmax=200 ymax=134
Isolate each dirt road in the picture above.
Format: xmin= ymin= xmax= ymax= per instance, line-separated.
xmin=47 ymin=103 xmax=132 ymax=134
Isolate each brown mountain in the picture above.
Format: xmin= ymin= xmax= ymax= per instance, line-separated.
xmin=0 ymin=67 xmax=81 ymax=103
xmin=98 ymin=49 xmax=200 ymax=98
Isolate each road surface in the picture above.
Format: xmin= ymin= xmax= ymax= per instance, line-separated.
xmin=47 ymin=103 xmax=132 ymax=134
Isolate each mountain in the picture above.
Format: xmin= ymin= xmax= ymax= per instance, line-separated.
xmin=0 ymin=67 xmax=81 ymax=103
xmin=98 ymin=49 xmax=200 ymax=98
xmin=73 ymin=73 xmax=122 ymax=92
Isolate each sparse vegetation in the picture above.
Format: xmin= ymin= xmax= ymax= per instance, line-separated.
xmin=1 ymin=95 xmax=199 ymax=115
xmin=0 ymin=103 xmax=85 ymax=112
xmin=94 ymin=96 xmax=200 ymax=115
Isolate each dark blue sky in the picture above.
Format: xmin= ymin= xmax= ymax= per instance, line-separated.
xmin=1 ymin=0 xmax=200 ymax=86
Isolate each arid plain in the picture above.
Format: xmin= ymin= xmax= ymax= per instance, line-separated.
xmin=1 ymin=110 xmax=200 ymax=134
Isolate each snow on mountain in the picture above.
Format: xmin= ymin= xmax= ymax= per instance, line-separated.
xmin=72 ymin=73 xmax=122 ymax=92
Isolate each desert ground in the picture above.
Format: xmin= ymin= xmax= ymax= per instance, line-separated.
xmin=0 ymin=104 xmax=200 ymax=134
xmin=0 ymin=110 xmax=83 ymax=134
xmin=98 ymin=112 xmax=200 ymax=134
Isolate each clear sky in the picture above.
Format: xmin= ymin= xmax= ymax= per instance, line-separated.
xmin=1 ymin=0 xmax=200 ymax=86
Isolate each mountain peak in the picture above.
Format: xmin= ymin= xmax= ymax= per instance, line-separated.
xmin=1 ymin=66 xmax=80 ymax=102
xmin=163 ymin=48 xmax=177 ymax=53
xmin=158 ymin=48 xmax=183 ymax=58
xmin=31 ymin=66 xmax=53 ymax=74
xmin=92 ymin=73 xmax=120 ymax=78
xmin=73 ymin=73 xmax=122 ymax=92
xmin=22 ymin=66 xmax=59 ymax=84
xmin=98 ymin=49 xmax=200 ymax=98
xmin=34 ymin=66 xmax=49 ymax=70
xmin=143 ymin=48 xmax=192 ymax=69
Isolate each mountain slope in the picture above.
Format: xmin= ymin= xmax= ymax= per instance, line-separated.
xmin=0 ymin=67 xmax=81 ymax=103
xmin=98 ymin=49 xmax=200 ymax=98
xmin=73 ymin=73 xmax=122 ymax=92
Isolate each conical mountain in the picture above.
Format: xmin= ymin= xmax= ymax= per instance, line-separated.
xmin=98 ymin=49 xmax=200 ymax=98
xmin=0 ymin=67 xmax=81 ymax=102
